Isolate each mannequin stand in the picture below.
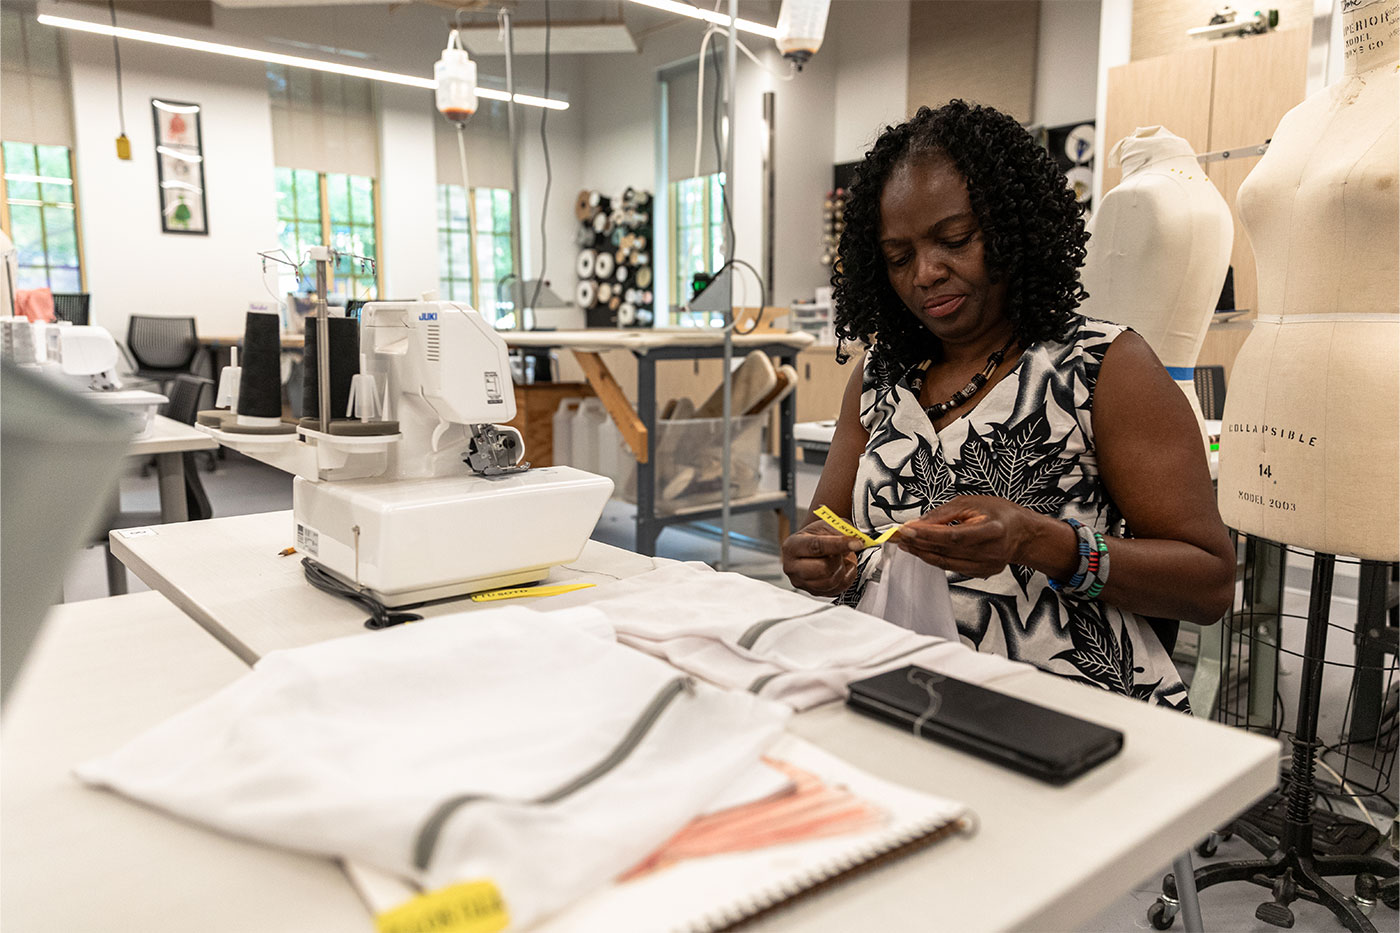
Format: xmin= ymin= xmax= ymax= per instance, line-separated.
xmin=1154 ymin=552 xmax=1398 ymax=931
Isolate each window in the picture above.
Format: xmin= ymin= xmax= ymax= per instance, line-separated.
xmin=437 ymin=184 xmax=514 ymax=325
xmin=0 ymin=141 xmax=82 ymax=291
xmin=273 ymin=167 xmax=378 ymax=301
xmin=669 ymin=172 xmax=725 ymax=308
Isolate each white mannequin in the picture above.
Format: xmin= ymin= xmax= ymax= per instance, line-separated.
xmin=1217 ymin=0 xmax=1399 ymax=561
xmin=1080 ymin=126 xmax=1234 ymax=451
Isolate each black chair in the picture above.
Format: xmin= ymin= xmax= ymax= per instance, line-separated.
xmin=100 ymin=374 xmax=215 ymax=594
xmin=127 ymin=315 xmax=199 ymax=392
xmin=1193 ymin=365 xmax=1227 ymax=420
xmin=52 ymin=293 xmax=91 ymax=325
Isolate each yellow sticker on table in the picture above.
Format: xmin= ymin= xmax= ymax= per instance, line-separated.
xmin=376 ymin=880 xmax=509 ymax=933
xmin=813 ymin=505 xmax=902 ymax=549
xmin=470 ymin=583 xmax=595 ymax=602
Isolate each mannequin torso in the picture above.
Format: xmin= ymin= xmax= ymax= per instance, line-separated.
xmin=1080 ymin=127 xmax=1234 ymax=447
xmin=1217 ymin=0 xmax=1399 ymax=559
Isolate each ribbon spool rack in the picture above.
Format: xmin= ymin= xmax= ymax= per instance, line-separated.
xmin=574 ymin=187 xmax=655 ymax=329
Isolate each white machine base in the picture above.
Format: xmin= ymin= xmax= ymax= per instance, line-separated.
xmin=293 ymin=465 xmax=614 ymax=608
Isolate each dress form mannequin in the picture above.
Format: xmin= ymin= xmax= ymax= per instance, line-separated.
xmin=1217 ymin=0 xmax=1399 ymax=561
xmin=1080 ymin=126 xmax=1234 ymax=451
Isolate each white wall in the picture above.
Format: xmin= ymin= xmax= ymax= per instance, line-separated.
xmin=67 ymin=32 xmax=278 ymax=342
xmin=831 ymin=0 xmax=911 ymax=165
xmin=376 ymin=84 xmax=438 ymax=301
xmin=1033 ymin=0 xmax=1101 ymax=127
xmin=1092 ymin=0 xmax=1134 ymax=204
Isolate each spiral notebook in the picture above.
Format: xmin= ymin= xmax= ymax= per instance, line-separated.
xmin=348 ymin=735 xmax=967 ymax=933
xmin=534 ymin=734 xmax=968 ymax=932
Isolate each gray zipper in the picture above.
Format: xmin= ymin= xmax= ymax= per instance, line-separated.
xmin=747 ymin=639 xmax=938 ymax=696
xmin=736 ymin=604 xmax=834 ymax=649
xmin=412 ymin=675 xmax=695 ymax=871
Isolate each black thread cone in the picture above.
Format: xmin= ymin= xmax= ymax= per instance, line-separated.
xmin=236 ymin=312 xmax=283 ymax=418
xmin=302 ymin=316 xmax=360 ymax=424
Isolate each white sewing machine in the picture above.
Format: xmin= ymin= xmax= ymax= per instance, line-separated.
xmin=1 ymin=320 xmax=167 ymax=435
xmin=200 ymin=298 xmax=613 ymax=606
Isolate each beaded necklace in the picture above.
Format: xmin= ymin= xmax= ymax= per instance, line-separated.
xmin=909 ymin=336 xmax=1019 ymax=420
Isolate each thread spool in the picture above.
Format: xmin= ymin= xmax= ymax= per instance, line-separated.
xmin=592 ymin=211 xmax=613 ymax=235
xmin=642 ymin=290 xmax=653 ymax=305
xmin=608 ymin=295 xmax=621 ymax=311
xmin=229 ymin=311 xmax=292 ymax=433
xmin=636 ymin=266 xmax=653 ymax=289
xmin=575 ymin=279 xmax=597 ymax=308
xmin=617 ymin=303 xmax=636 ymax=326
xmin=615 ymin=265 xmax=631 ymax=285
xmin=594 ymin=251 xmax=614 ymax=280
xmin=575 ymin=189 xmax=593 ymax=222
xmin=597 ymin=281 xmax=613 ymax=304
xmin=576 ymin=249 xmax=596 ymax=279
xmin=300 ymin=315 xmax=361 ymax=430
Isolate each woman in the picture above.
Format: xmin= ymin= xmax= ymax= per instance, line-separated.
xmin=781 ymin=101 xmax=1234 ymax=709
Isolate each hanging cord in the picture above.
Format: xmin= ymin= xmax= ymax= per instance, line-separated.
xmin=527 ymin=0 xmax=552 ymax=316
xmin=707 ymin=39 xmax=769 ymax=329
xmin=302 ymin=558 xmax=423 ymax=630
xmin=455 ymin=123 xmax=479 ymax=297
xmin=108 ymin=0 xmax=126 ymax=137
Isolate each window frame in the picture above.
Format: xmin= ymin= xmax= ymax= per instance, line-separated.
xmin=668 ymin=171 xmax=726 ymax=317
xmin=0 ymin=141 xmax=86 ymax=293
xmin=436 ymin=182 xmax=514 ymax=325
xmin=273 ymin=166 xmax=383 ymax=301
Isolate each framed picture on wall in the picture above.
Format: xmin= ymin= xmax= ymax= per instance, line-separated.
xmin=152 ymin=98 xmax=208 ymax=235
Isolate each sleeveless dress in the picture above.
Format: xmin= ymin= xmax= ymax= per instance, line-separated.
xmin=839 ymin=314 xmax=1190 ymax=710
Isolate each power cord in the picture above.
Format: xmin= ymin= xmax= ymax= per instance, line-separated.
xmin=302 ymin=557 xmax=423 ymax=630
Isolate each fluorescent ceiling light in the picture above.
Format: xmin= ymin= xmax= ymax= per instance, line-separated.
xmin=36 ymin=13 xmax=569 ymax=110
xmin=623 ymin=0 xmax=778 ymax=39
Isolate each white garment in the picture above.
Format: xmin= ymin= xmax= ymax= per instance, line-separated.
xmin=542 ymin=563 xmax=1026 ymax=710
xmin=76 ymin=606 xmax=790 ymax=931
xmin=856 ymin=541 xmax=959 ymax=640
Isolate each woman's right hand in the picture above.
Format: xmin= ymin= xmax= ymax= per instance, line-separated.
xmin=781 ymin=520 xmax=863 ymax=597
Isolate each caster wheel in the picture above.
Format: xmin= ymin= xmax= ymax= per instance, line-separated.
xmin=1148 ymin=898 xmax=1178 ymax=930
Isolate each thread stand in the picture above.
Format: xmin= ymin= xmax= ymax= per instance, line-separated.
xmin=1153 ymin=552 xmax=1398 ymax=931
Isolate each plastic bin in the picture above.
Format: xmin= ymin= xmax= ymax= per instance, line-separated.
xmin=612 ymin=415 xmax=764 ymax=514
xmin=552 ymin=398 xmax=582 ymax=467
xmin=570 ymin=397 xmax=608 ymax=474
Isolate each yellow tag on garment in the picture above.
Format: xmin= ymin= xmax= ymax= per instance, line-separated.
xmin=375 ymin=880 xmax=509 ymax=933
xmin=813 ymin=505 xmax=903 ymax=549
xmin=470 ymin=582 xmax=595 ymax=602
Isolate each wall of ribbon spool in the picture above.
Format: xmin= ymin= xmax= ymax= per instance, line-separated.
xmin=574 ymin=187 xmax=655 ymax=329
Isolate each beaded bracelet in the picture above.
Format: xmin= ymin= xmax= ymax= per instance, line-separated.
xmin=1084 ymin=532 xmax=1110 ymax=599
xmin=1048 ymin=519 xmax=1095 ymax=593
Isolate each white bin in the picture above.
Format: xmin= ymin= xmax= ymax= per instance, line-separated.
xmin=615 ymin=415 xmax=764 ymax=514
xmin=570 ymin=397 xmax=608 ymax=474
xmin=552 ymin=398 xmax=582 ymax=466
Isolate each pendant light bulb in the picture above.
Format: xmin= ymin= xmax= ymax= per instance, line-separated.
xmin=775 ymin=0 xmax=830 ymax=69
xmin=435 ymin=30 xmax=478 ymax=124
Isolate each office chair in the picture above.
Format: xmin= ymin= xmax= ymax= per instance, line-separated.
xmin=51 ymin=292 xmax=91 ymax=326
xmin=100 ymin=374 xmax=216 ymax=595
xmin=1193 ymin=366 xmax=1227 ymax=420
xmin=126 ymin=315 xmax=199 ymax=393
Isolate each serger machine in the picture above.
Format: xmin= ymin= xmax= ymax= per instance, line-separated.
xmin=200 ymin=294 xmax=613 ymax=607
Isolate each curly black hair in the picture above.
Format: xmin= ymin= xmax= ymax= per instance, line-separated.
xmin=833 ymin=100 xmax=1088 ymax=370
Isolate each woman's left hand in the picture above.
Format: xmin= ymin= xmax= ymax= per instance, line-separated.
xmin=895 ymin=495 xmax=1041 ymax=578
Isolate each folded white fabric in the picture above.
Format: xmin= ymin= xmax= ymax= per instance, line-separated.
xmin=540 ymin=563 xmax=1028 ymax=710
xmin=76 ymin=606 xmax=790 ymax=931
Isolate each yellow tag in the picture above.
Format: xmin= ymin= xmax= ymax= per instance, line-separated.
xmin=375 ymin=880 xmax=509 ymax=933
xmin=470 ymin=582 xmax=595 ymax=602
xmin=813 ymin=505 xmax=902 ymax=549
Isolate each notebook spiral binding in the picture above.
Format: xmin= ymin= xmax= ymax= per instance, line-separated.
xmin=686 ymin=815 xmax=969 ymax=932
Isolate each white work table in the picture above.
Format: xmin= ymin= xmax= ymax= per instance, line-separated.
xmin=54 ymin=511 xmax=1281 ymax=931
xmin=128 ymin=414 xmax=219 ymax=524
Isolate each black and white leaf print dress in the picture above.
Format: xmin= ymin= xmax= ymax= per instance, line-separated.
xmin=840 ymin=315 xmax=1190 ymax=710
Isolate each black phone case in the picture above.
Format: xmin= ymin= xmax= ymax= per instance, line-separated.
xmin=846 ymin=666 xmax=1124 ymax=784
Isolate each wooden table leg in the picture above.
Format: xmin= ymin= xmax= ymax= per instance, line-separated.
xmin=572 ymin=351 xmax=648 ymax=464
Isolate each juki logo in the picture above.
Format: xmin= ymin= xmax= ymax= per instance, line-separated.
xmin=418 ymin=311 xmax=438 ymax=321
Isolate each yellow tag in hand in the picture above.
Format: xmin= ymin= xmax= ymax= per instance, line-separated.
xmin=813 ymin=505 xmax=902 ymax=549
xmin=375 ymin=880 xmax=509 ymax=933
xmin=470 ymin=582 xmax=595 ymax=602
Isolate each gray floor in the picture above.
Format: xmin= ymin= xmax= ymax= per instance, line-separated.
xmin=65 ymin=452 xmax=1398 ymax=931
